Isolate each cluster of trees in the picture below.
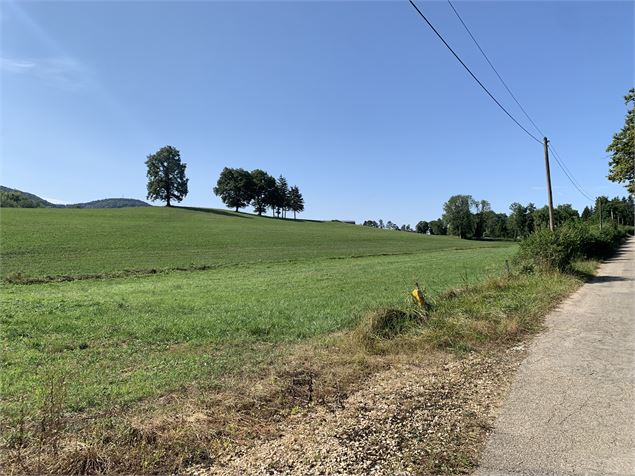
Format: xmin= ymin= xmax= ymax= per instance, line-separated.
xmin=413 ymin=194 xmax=634 ymax=240
xmin=214 ymin=168 xmax=304 ymax=218
xmin=583 ymin=196 xmax=635 ymax=226
xmin=144 ymin=146 xmax=305 ymax=218
xmin=362 ymin=220 xmax=412 ymax=232
xmin=414 ymin=219 xmax=448 ymax=236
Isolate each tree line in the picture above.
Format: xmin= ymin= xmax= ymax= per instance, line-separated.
xmin=363 ymin=194 xmax=634 ymax=239
xmin=144 ymin=146 xmax=304 ymax=218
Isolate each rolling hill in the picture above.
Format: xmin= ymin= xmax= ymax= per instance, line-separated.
xmin=0 ymin=185 xmax=149 ymax=209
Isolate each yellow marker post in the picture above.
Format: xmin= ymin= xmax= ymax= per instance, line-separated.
xmin=411 ymin=282 xmax=425 ymax=307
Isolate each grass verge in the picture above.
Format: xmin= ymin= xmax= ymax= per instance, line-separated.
xmin=1 ymin=260 xmax=596 ymax=475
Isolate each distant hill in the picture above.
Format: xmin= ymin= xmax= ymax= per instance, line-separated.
xmin=0 ymin=186 xmax=150 ymax=209
xmin=66 ymin=198 xmax=150 ymax=209
xmin=0 ymin=186 xmax=55 ymax=207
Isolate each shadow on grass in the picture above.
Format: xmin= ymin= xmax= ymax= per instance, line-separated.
xmin=469 ymin=237 xmax=517 ymax=243
xmin=177 ymin=207 xmax=253 ymax=219
xmin=175 ymin=206 xmax=321 ymax=223
xmin=256 ymin=214 xmax=322 ymax=223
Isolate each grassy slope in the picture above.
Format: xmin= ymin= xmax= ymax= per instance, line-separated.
xmin=1 ymin=207 xmax=509 ymax=278
xmin=1 ymin=207 xmax=515 ymax=417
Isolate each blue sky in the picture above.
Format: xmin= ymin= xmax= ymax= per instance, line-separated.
xmin=1 ymin=1 xmax=633 ymax=225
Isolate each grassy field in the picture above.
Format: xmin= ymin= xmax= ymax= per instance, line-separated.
xmin=1 ymin=206 xmax=521 ymax=473
xmin=1 ymin=206 xmax=509 ymax=279
xmin=1 ymin=207 xmax=515 ymax=413
xmin=1 ymin=245 xmax=514 ymax=414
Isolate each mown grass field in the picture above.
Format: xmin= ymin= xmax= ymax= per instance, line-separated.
xmin=1 ymin=207 xmax=515 ymax=417
xmin=1 ymin=206 xmax=509 ymax=279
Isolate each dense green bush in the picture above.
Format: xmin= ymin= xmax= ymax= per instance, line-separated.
xmin=515 ymin=222 xmax=630 ymax=272
xmin=515 ymin=228 xmax=575 ymax=272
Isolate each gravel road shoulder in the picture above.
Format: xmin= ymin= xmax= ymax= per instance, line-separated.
xmin=186 ymin=348 xmax=527 ymax=475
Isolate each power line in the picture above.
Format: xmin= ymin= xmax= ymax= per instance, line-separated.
xmin=549 ymin=144 xmax=595 ymax=201
xmin=443 ymin=0 xmax=594 ymax=202
xmin=407 ymin=0 xmax=542 ymax=144
xmin=446 ymin=0 xmax=545 ymax=138
xmin=548 ymin=143 xmax=587 ymax=193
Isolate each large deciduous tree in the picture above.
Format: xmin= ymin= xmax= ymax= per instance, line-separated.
xmin=213 ymin=167 xmax=255 ymax=212
xmin=250 ymin=169 xmax=276 ymax=216
xmin=606 ymin=88 xmax=634 ymax=195
xmin=508 ymin=202 xmax=536 ymax=237
xmin=473 ymin=199 xmax=491 ymax=239
xmin=442 ymin=195 xmax=475 ymax=239
xmin=428 ymin=219 xmax=447 ymax=235
xmin=415 ymin=220 xmax=429 ymax=234
xmin=484 ymin=212 xmax=509 ymax=238
xmin=555 ymin=204 xmax=579 ymax=225
xmin=145 ymin=146 xmax=188 ymax=206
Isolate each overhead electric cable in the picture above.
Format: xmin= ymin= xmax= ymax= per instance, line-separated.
xmin=446 ymin=0 xmax=546 ymax=138
xmin=407 ymin=0 xmax=542 ymax=145
xmin=549 ymin=145 xmax=595 ymax=201
xmin=443 ymin=0 xmax=594 ymax=202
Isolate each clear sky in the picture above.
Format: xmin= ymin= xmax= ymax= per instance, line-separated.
xmin=1 ymin=0 xmax=633 ymax=225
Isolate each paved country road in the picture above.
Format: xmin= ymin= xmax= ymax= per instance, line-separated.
xmin=476 ymin=237 xmax=635 ymax=476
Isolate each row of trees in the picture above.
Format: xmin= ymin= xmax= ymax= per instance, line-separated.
xmin=362 ymin=220 xmax=413 ymax=232
xmin=214 ymin=167 xmax=304 ymax=218
xmin=362 ymin=195 xmax=633 ymax=239
xmin=414 ymin=195 xmax=634 ymax=240
xmin=145 ymin=146 xmax=305 ymax=218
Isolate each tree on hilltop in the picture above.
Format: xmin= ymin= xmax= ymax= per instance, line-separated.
xmin=415 ymin=221 xmax=429 ymax=234
xmin=443 ymin=195 xmax=475 ymax=239
xmin=266 ymin=175 xmax=291 ymax=218
xmin=214 ymin=167 xmax=255 ymax=212
xmin=145 ymin=146 xmax=188 ymax=206
xmin=428 ymin=219 xmax=447 ymax=235
xmin=250 ymin=169 xmax=276 ymax=216
xmin=287 ymin=185 xmax=304 ymax=219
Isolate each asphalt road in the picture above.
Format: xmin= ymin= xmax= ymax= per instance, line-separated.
xmin=476 ymin=237 xmax=635 ymax=476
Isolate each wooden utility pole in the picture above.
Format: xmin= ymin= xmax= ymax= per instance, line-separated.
xmin=543 ymin=137 xmax=555 ymax=231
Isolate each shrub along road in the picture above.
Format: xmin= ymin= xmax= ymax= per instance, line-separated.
xmin=476 ymin=237 xmax=635 ymax=475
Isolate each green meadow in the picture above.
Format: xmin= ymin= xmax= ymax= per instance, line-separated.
xmin=0 ymin=207 xmax=515 ymax=417
xmin=1 ymin=206 xmax=509 ymax=279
